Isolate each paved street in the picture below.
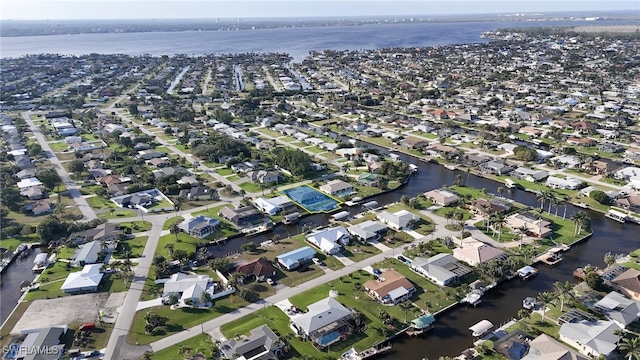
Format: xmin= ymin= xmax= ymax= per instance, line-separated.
xmin=21 ymin=111 xmax=98 ymax=221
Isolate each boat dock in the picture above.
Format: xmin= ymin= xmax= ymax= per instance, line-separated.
xmin=0 ymin=243 xmax=35 ymax=275
xmin=532 ymin=244 xmax=569 ymax=266
xmin=341 ymin=344 xmax=392 ymax=360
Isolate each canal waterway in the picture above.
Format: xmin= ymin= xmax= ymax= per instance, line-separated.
xmin=0 ymin=247 xmax=42 ymax=325
xmin=207 ymin=136 xmax=636 ymax=359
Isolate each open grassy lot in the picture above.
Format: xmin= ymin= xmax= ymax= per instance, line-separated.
xmin=0 ymin=235 xmax=39 ymax=250
xmin=432 ymin=206 xmax=473 ymax=221
xmin=114 ymin=236 xmax=148 ymax=259
xmin=342 ymin=242 xmax=382 ymax=262
xmin=97 ymin=208 xmax=137 ymax=219
xmin=119 ymin=221 xmax=152 ymax=233
xmin=48 ymin=141 xmax=69 ymax=152
xmin=163 ymin=216 xmax=184 ymax=230
xmin=216 ymin=168 xmax=234 ymax=176
xmin=149 ymin=334 xmax=214 ymax=360
xmin=86 ymin=196 xmax=117 ymax=210
xmin=226 ymin=175 xmax=241 ymax=182
xmin=257 ymin=128 xmax=281 ymax=137
xmin=238 ymin=181 xmax=263 ymax=193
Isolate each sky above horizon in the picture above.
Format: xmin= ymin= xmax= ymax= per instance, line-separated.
xmin=1 ymin=0 xmax=638 ymax=20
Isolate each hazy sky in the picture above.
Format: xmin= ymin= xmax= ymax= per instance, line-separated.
xmin=1 ymin=0 xmax=638 ymax=20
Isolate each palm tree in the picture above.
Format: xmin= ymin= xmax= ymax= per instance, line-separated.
xmin=516 ymin=225 xmax=529 ymax=250
xmin=517 ymin=309 xmax=531 ymax=320
xmin=164 ymin=243 xmax=174 ymax=256
xmin=560 ymin=195 xmax=571 ymax=219
xmin=536 ymin=191 xmax=546 ymax=210
xmin=169 ymin=222 xmax=181 ymax=241
xmin=492 ymin=213 xmax=506 ymax=241
xmin=399 ymin=299 xmax=413 ymax=323
xmin=496 ymin=186 xmax=504 ymax=198
xmin=545 ymin=190 xmax=556 ymax=214
xmin=604 ymin=252 xmax=616 ymax=267
xmin=620 ymin=336 xmax=640 ymax=360
xmin=537 ymin=291 xmax=556 ymax=323
xmin=553 ymin=280 xmax=574 ymax=312
xmin=571 ymin=210 xmax=589 ymax=236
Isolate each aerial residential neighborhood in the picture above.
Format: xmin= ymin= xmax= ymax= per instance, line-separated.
xmin=1 ymin=12 xmax=640 ymax=360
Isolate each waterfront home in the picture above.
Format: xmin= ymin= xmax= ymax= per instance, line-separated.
xmin=594 ymin=291 xmax=640 ymax=329
xmin=291 ymin=297 xmax=354 ymax=349
xmin=61 ymin=264 xmax=104 ymax=293
xmin=550 ymin=155 xmax=582 ymax=168
xmin=347 ymin=220 xmax=387 ymax=242
xmin=425 ymin=143 xmax=456 ymax=159
xmin=510 ymin=167 xmax=549 ymax=182
xmin=276 ymin=246 xmax=316 ymax=271
xmin=423 ymin=189 xmax=460 ymax=206
xmin=521 ymin=333 xmax=589 ymax=360
xmin=559 ymin=320 xmax=621 ymax=359
xmin=615 ymin=194 xmax=640 ymax=213
xmin=376 ymin=209 xmax=419 ymax=230
xmin=307 ymin=226 xmax=350 ymax=255
xmin=411 ymin=253 xmax=472 ymax=286
xmin=479 ymin=160 xmax=512 ymax=175
xmin=178 ymin=215 xmax=220 ymax=239
xmin=611 ymin=268 xmax=640 ymax=301
xmin=505 ymin=212 xmax=552 ymax=238
xmin=546 ymin=176 xmax=583 ymax=190
xmin=253 ymin=197 xmax=282 ymax=215
xmin=319 ymin=179 xmax=354 ymax=197
xmin=364 ymin=269 xmax=416 ymax=304
xmin=71 ymin=240 xmax=102 ymax=266
xmin=219 ymin=325 xmax=285 ymax=360
xmin=452 ymin=237 xmax=508 ymax=267
xmin=68 ymin=223 xmax=120 ymax=244
xmin=218 ymin=206 xmax=263 ymax=227
xmin=162 ymin=273 xmax=211 ymax=304
xmin=234 ymin=258 xmax=277 ymax=281
xmin=471 ymin=198 xmax=511 ymax=216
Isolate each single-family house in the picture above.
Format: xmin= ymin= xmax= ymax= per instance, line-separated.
xmin=67 ymin=223 xmax=120 ymax=244
xmin=471 ymin=198 xmax=511 ymax=216
xmin=319 ymin=180 xmax=354 ymax=197
xmin=218 ymin=206 xmax=263 ymax=226
xmin=594 ymin=291 xmax=640 ymax=329
xmin=71 ymin=240 xmax=103 ymax=266
xmin=291 ymin=297 xmax=354 ymax=349
xmin=376 ymin=210 xmax=419 ymax=230
xmin=423 ymin=189 xmax=460 ymax=206
xmin=479 ymin=160 xmax=512 ymax=175
xmin=235 ymin=258 xmax=277 ymax=280
xmin=276 ymin=246 xmax=316 ymax=270
xmin=505 ymin=212 xmax=552 ymax=238
xmin=253 ymin=197 xmax=283 ymax=215
xmin=17 ymin=177 xmax=43 ymax=190
xmin=567 ymin=137 xmax=595 ymax=147
xmin=347 ymin=220 xmax=388 ymax=242
xmin=559 ymin=320 xmax=620 ymax=359
xmin=179 ymin=186 xmax=216 ymax=200
xmin=521 ymin=333 xmax=589 ymax=360
xmin=61 ymin=264 xmax=104 ymax=293
xmin=25 ymin=199 xmax=54 ymax=215
xmin=246 ymin=170 xmax=281 ymax=184
xmin=219 ymin=325 xmax=285 ymax=360
xmin=611 ymin=268 xmax=640 ymax=301
xmin=307 ymin=226 xmax=350 ymax=255
xmin=15 ymin=326 xmax=66 ymax=360
xmin=546 ymin=176 xmax=583 ymax=190
xmin=179 ymin=215 xmax=220 ymax=239
xmin=364 ymin=269 xmax=416 ymax=304
xmin=162 ymin=273 xmax=211 ymax=303
xmin=21 ymin=187 xmax=44 ymax=200
xmin=510 ymin=167 xmax=549 ymax=182
xmin=452 ymin=237 xmax=508 ymax=267
xmin=411 ymin=253 xmax=472 ymax=286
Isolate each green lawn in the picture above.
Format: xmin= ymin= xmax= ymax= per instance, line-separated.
xmin=149 ymin=334 xmax=214 ymax=360
xmin=216 ymin=168 xmax=234 ymax=176
xmin=257 ymin=128 xmax=281 ymax=137
xmin=48 ymin=141 xmax=69 ymax=152
xmin=304 ymin=145 xmax=325 ymax=154
xmin=114 ymin=236 xmax=148 ymax=259
xmin=238 ymin=181 xmax=263 ymax=193
xmin=119 ymin=221 xmax=152 ymax=233
xmin=98 ymin=209 xmax=137 ymax=219
xmin=432 ymin=206 xmax=473 ymax=221
xmin=226 ymin=175 xmax=241 ymax=182
xmin=86 ymin=196 xmax=117 ymax=210
xmin=342 ymin=243 xmax=382 ymax=262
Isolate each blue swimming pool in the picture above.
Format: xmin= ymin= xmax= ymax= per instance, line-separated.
xmin=317 ymin=330 xmax=341 ymax=346
xmin=281 ymin=185 xmax=340 ymax=213
xmin=508 ymin=342 xmax=528 ymax=360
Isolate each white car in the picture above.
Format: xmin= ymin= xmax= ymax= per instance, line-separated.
xmin=266 ymin=278 xmax=275 ymax=286
xmin=312 ymin=258 xmax=325 ymax=266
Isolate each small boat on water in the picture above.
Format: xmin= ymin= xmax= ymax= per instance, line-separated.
xmin=444 ymin=164 xmax=457 ymax=171
xmin=517 ymin=265 xmax=538 ymax=280
xmin=605 ymin=209 xmax=629 ymax=223
xmin=282 ymin=212 xmax=301 ymax=225
xmin=575 ymin=202 xmax=589 ymax=209
xmin=469 ymin=319 xmax=494 ymax=337
xmin=522 ymin=297 xmax=541 ymax=310
xmin=460 ymin=289 xmax=483 ymax=306
xmin=504 ymin=178 xmax=518 ymax=189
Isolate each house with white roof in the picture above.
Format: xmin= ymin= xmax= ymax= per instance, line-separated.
xmin=61 ymin=264 xmax=104 ymax=293
xmin=71 ymin=240 xmax=102 ymax=266
xmin=411 ymin=253 xmax=472 ymax=286
xmin=452 ymin=237 xmax=508 ymax=267
xmin=162 ymin=273 xmax=211 ymax=304
xmin=307 ymin=226 xmax=350 ymax=255
xmin=558 ymin=320 xmax=621 ymax=359
xmin=17 ymin=177 xmax=43 ymax=190
xmin=276 ymin=246 xmax=316 ymax=270
xmin=546 ymin=176 xmax=583 ymax=190
xmin=291 ymin=297 xmax=354 ymax=349
xmin=423 ymin=189 xmax=460 ymax=206
xmin=376 ymin=209 xmax=419 ymax=230
xmin=178 ymin=215 xmax=220 ymax=239
xmin=521 ymin=333 xmax=588 ymax=360
xmin=347 ymin=220 xmax=388 ymax=242
xmin=594 ymin=291 xmax=640 ymax=329
xmin=253 ymin=197 xmax=283 ymax=215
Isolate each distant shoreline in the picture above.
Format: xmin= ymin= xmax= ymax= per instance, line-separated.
xmin=570 ymin=24 xmax=640 ymax=33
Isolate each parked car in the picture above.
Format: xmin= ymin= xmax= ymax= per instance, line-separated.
xmin=266 ymin=278 xmax=276 ymax=286
xmin=312 ymin=258 xmax=325 ymax=266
